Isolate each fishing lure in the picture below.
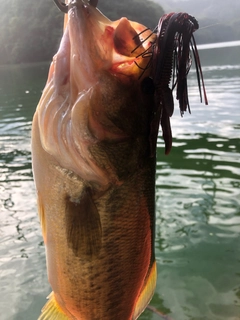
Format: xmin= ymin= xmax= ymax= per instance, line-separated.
xmin=53 ymin=0 xmax=68 ymax=13
xmin=153 ymin=13 xmax=208 ymax=155
xmin=135 ymin=13 xmax=208 ymax=156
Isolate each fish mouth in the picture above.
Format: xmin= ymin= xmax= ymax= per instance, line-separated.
xmin=66 ymin=1 xmax=156 ymax=83
xmin=35 ymin=0 xmax=156 ymax=186
xmin=111 ymin=57 xmax=142 ymax=74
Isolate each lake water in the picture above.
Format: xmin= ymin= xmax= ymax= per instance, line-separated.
xmin=0 ymin=43 xmax=240 ymax=320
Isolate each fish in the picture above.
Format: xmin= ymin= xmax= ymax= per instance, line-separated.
xmin=32 ymin=1 xmax=207 ymax=319
xmin=32 ymin=1 xmax=157 ymax=319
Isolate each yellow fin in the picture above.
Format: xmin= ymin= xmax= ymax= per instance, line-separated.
xmin=133 ymin=261 xmax=157 ymax=319
xmin=37 ymin=194 xmax=46 ymax=243
xmin=38 ymin=292 xmax=70 ymax=320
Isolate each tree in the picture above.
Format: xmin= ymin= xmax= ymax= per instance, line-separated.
xmin=0 ymin=0 xmax=164 ymax=65
xmin=98 ymin=0 xmax=164 ymax=29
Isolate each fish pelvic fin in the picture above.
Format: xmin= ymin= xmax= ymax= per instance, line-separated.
xmin=133 ymin=261 xmax=157 ymax=319
xmin=38 ymin=292 xmax=70 ymax=320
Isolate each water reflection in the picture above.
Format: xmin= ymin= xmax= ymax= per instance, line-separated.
xmin=154 ymin=130 xmax=240 ymax=319
xmin=0 ymin=46 xmax=240 ymax=319
xmin=0 ymin=63 xmax=51 ymax=320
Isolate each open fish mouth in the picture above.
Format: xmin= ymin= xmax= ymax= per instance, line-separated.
xmin=37 ymin=0 xmax=157 ymax=186
xmin=52 ymin=2 xmax=208 ymax=157
xmin=52 ymin=0 xmax=156 ymax=81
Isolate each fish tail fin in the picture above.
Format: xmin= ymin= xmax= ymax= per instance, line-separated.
xmin=133 ymin=261 xmax=157 ymax=319
xmin=38 ymin=292 xmax=70 ymax=320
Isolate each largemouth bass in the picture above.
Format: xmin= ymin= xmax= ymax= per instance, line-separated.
xmin=32 ymin=1 xmax=157 ymax=319
xmin=32 ymin=1 xmax=207 ymax=319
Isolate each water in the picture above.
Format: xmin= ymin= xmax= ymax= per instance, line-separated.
xmin=0 ymin=44 xmax=240 ymax=320
xmin=198 ymin=40 xmax=240 ymax=50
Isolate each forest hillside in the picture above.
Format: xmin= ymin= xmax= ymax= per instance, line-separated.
xmin=0 ymin=0 xmax=164 ymax=65
xmin=1 ymin=0 xmax=235 ymax=65
xmin=154 ymin=0 xmax=240 ymax=44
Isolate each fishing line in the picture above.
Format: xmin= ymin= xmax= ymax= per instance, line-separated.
xmin=198 ymin=23 xmax=220 ymax=30
xmin=131 ymin=27 xmax=157 ymax=54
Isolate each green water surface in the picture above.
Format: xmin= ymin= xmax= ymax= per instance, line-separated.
xmin=0 ymin=45 xmax=240 ymax=320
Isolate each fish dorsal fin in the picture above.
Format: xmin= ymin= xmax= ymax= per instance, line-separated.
xmin=38 ymin=292 xmax=70 ymax=320
xmin=133 ymin=261 xmax=157 ymax=319
xmin=65 ymin=188 xmax=102 ymax=258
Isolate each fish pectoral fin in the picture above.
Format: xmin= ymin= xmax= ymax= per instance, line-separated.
xmin=66 ymin=188 xmax=102 ymax=258
xmin=133 ymin=261 xmax=157 ymax=319
xmin=38 ymin=292 xmax=69 ymax=320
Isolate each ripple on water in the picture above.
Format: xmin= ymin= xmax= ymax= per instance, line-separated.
xmin=1 ymin=61 xmax=240 ymax=319
xmin=154 ymin=129 xmax=240 ymax=319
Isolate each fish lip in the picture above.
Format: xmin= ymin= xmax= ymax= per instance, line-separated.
xmin=67 ymin=0 xmax=111 ymax=64
xmin=111 ymin=58 xmax=145 ymax=78
xmin=68 ymin=0 xmax=109 ymax=23
xmin=68 ymin=0 xmax=89 ymax=19
xmin=112 ymin=59 xmax=136 ymax=70
xmin=67 ymin=1 xmax=155 ymax=80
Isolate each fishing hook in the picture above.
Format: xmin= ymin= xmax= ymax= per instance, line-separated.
xmin=53 ymin=0 xmax=98 ymax=13
xmin=53 ymin=0 xmax=68 ymax=13
xmin=90 ymin=0 xmax=98 ymax=7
